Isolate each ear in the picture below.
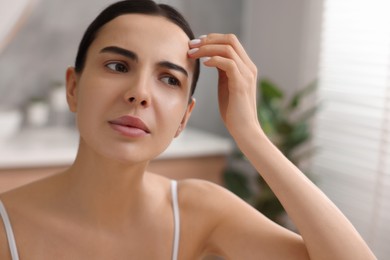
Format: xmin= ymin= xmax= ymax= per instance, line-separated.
xmin=66 ymin=67 xmax=79 ymax=113
xmin=174 ymin=98 xmax=196 ymax=138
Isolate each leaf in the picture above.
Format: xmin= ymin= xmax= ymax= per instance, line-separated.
xmin=223 ymin=169 xmax=253 ymax=200
xmin=285 ymin=123 xmax=310 ymax=147
xmin=253 ymin=184 xmax=284 ymax=221
xmin=294 ymin=102 xmax=322 ymax=124
xmin=259 ymin=79 xmax=283 ymax=104
xmin=288 ymin=80 xmax=318 ymax=109
xmin=276 ymin=120 xmax=293 ymax=135
xmin=258 ymin=103 xmax=277 ymax=135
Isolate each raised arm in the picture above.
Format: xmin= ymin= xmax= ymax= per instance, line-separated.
xmin=188 ymin=33 xmax=376 ymax=259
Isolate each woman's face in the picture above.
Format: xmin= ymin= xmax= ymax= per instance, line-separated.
xmin=66 ymin=14 xmax=196 ymax=164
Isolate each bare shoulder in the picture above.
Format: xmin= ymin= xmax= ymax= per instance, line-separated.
xmin=176 ymin=178 xmax=266 ymax=231
xmin=176 ymin=179 xmax=307 ymax=259
xmin=177 ymin=178 xmax=253 ymax=213
xmin=0 ymin=173 xmax=66 ymax=235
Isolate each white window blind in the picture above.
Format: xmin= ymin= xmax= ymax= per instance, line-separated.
xmin=312 ymin=0 xmax=390 ymax=259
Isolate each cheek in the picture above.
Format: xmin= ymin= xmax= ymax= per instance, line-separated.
xmin=154 ymin=98 xmax=187 ymax=133
xmin=75 ymin=82 xmax=114 ymax=130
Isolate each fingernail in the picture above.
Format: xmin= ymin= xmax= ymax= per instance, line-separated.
xmin=199 ymin=35 xmax=207 ymax=39
xmin=201 ymin=57 xmax=211 ymax=63
xmin=188 ymin=48 xmax=199 ymax=55
xmin=189 ymin=39 xmax=201 ymax=46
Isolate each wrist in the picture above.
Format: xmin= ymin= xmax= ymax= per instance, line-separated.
xmin=230 ymin=121 xmax=268 ymax=148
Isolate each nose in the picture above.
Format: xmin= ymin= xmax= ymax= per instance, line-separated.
xmin=124 ymin=75 xmax=151 ymax=107
xmin=127 ymin=96 xmax=148 ymax=106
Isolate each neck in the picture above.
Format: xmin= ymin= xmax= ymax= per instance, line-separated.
xmin=62 ymin=139 xmax=151 ymax=229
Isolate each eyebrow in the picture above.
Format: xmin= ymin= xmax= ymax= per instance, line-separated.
xmin=100 ymin=46 xmax=138 ymax=61
xmin=100 ymin=46 xmax=188 ymax=78
xmin=158 ymin=61 xmax=188 ymax=78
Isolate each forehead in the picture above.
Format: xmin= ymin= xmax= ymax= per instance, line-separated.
xmin=99 ymin=13 xmax=190 ymax=40
xmin=90 ymin=14 xmax=192 ymax=67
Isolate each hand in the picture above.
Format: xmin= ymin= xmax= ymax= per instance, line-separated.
xmin=188 ymin=34 xmax=260 ymax=137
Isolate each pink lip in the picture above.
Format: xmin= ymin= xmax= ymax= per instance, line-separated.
xmin=108 ymin=115 xmax=150 ymax=137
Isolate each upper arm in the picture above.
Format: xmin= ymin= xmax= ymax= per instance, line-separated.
xmin=184 ymin=180 xmax=310 ymax=259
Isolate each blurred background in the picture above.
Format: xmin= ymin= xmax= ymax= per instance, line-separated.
xmin=0 ymin=0 xmax=389 ymax=258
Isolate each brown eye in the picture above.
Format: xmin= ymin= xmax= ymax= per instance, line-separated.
xmin=106 ymin=62 xmax=128 ymax=73
xmin=161 ymin=75 xmax=181 ymax=87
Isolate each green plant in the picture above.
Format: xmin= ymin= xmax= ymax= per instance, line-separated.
xmin=224 ymin=78 xmax=318 ymax=224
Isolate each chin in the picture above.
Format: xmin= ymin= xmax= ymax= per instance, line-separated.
xmin=78 ymin=128 xmax=174 ymax=166
xmin=98 ymin=140 xmax=169 ymax=165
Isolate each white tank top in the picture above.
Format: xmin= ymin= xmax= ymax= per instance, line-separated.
xmin=0 ymin=180 xmax=181 ymax=260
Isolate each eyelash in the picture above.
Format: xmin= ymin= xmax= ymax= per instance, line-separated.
xmin=105 ymin=61 xmax=128 ymax=73
xmin=160 ymin=75 xmax=181 ymax=87
xmin=104 ymin=61 xmax=181 ymax=87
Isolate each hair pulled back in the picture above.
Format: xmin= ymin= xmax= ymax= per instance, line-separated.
xmin=74 ymin=0 xmax=200 ymax=96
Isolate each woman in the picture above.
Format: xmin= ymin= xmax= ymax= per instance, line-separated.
xmin=0 ymin=1 xmax=376 ymax=259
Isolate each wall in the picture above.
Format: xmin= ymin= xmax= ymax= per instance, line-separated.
xmin=0 ymin=0 xmax=243 ymax=137
xmin=0 ymin=0 xmax=322 ymax=137
xmin=242 ymin=0 xmax=323 ymax=97
xmin=0 ymin=0 xmax=115 ymax=109
xmin=0 ymin=0 xmax=33 ymax=53
xmin=183 ymin=0 xmax=243 ymax=136
xmin=159 ymin=0 xmax=244 ymax=136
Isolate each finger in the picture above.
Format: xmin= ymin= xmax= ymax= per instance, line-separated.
xmin=202 ymin=56 xmax=243 ymax=89
xmin=188 ymin=44 xmax=247 ymax=75
xmin=190 ymin=33 xmax=257 ymax=74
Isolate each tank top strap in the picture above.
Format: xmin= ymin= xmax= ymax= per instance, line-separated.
xmin=171 ymin=180 xmax=180 ymax=260
xmin=0 ymin=200 xmax=20 ymax=260
xmin=1 ymin=185 xmax=181 ymax=260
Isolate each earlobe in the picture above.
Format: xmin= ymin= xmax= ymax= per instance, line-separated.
xmin=174 ymin=98 xmax=196 ymax=138
xmin=66 ymin=67 xmax=79 ymax=113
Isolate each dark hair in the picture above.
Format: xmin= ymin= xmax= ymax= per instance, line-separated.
xmin=74 ymin=0 xmax=200 ymax=97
